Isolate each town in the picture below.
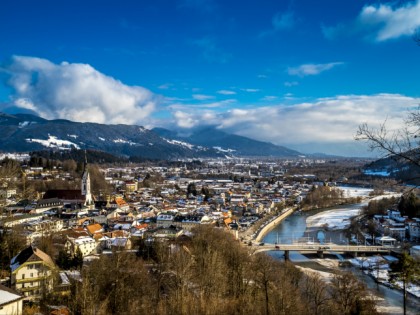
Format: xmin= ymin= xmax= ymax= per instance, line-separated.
xmin=0 ymin=153 xmax=419 ymax=314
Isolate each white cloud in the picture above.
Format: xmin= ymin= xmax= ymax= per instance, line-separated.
xmin=358 ymin=0 xmax=420 ymax=41
xmin=6 ymin=56 xmax=159 ymax=124
xmin=260 ymin=11 xmax=297 ymax=37
xmin=171 ymin=94 xmax=418 ymax=156
xmin=261 ymin=96 xmax=277 ymax=101
xmin=287 ymin=62 xmax=344 ymax=77
xmin=169 ymin=99 xmax=236 ymax=110
xmin=242 ymin=88 xmax=260 ymax=93
xmin=217 ymin=89 xmax=236 ymax=95
xmin=284 ymin=81 xmax=299 ymax=87
xmin=158 ymin=83 xmax=174 ymax=90
xmin=192 ymin=94 xmax=214 ymax=100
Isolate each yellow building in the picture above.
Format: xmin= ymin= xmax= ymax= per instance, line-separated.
xmin=10 ymin=246 xmax=56 ymax=299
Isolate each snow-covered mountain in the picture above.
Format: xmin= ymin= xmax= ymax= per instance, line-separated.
xmin=0 ymin=113 xmax=225 ymax=159
xmin=0 ymin=112 xmax=302 ymax=159
xmin=152 ymin=127 xmax=302 ymax=157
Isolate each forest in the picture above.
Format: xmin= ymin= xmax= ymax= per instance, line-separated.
xmin=34 ymin=226 xmax=377 ymax=315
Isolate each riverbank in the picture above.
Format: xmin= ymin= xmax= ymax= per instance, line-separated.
xmin=254 ymin=207 xmax=295 ymax=243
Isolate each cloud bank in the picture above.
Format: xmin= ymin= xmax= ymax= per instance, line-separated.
xmin=169 ymin=94 xmax=418 ymax=156
xmin=4 ymin=56 xmax=158 ymax=124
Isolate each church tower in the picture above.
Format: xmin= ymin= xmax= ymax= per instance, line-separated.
xmin=81 ymin=151 xmax=93 ymax=206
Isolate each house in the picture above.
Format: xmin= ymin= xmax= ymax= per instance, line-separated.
xmin=0 ymin=284 xmax=23 ymax=315
xmin=374 ymin=236 xmax=396 ymax=246
xmin=86 ymin=223 xmax=104 ymax=237
xmin=156 ymin=214 xmax=175 ymax=228
xmin=65 ymin=236 xmax=97 ymax=257
xmin=32 ymin=198 xmax=63 ymax=214
xmin=110 ymin=237 xmax=132 ymax=251
xmin=124 ymin=181 xmax=138 ymax=193
xmin=408 ymin=218 xmax=420 ymax=241
xmin=10 ymin=246 xmax=56 ymax=299
xmin=0 ymin=188 xmax=17 ymax=199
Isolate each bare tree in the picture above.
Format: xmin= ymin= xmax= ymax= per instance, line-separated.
xmin=356 ymin=108 xmax=420 ymax=189
xmin=356 ymin=118 xmax=420 ymax=166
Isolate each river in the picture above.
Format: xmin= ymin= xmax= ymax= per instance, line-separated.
xmin=262 ymin=197 xmax=420 ymax=314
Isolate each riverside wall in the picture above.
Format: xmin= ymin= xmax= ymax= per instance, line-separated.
xmin=255 ymin=207 xmax=295 ymax=243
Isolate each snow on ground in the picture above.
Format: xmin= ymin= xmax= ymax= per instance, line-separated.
xmin=349 ymin=257 xmax=420 ymax=299
xmin=313 ymin=258 xmax=339 ymax=269
xmin=0 ymin=153 xmax=30 ymax=161
xmin=67 ymin=134 xmax=78 ymax=139
xmin=306 ymin=207 xmax=361 ymax=230
xmin=163 ymin=138 xmax=195 ymax=150
xmin=98 ymin=137 xmax=105 ymax=141
xmin=370 ymin=192 xmax=402 ymax=201
xmin=295 ymin=265 xmax=335 ymax=283
xmin=337 ymin=186 xmax=373 ymax=198
xmin=26 ymin=135 xmax=80 ymax=150
xmin=363 ymin=170 xmax=391 ymax=177
xmin=18 ymin=121 xmax=31 ymax=128
xmin=113 ymin=138 xmax=136 ymax=145
xmin=213 ymin=146 xmax=236 ymax=153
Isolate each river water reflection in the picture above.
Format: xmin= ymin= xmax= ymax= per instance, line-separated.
xmin=263 ymin=204 xmax=420 ymax=314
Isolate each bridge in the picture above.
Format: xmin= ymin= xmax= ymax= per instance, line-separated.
xmin=252 ymin=243 xmax=397 ymax=259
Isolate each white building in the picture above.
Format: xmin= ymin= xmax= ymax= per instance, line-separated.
xmin=65 ymin=236 xmax=97 ymax=257
xmin=0 ymin=284 xmax=23 ymax=315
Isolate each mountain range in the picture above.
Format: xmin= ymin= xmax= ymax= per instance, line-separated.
xmin=0 ymin=112 xmax=302 ymax=159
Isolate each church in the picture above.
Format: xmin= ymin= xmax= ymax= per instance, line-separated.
xmin=42 ymin=154 xmax=94 ymax=209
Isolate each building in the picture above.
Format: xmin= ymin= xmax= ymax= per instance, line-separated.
xmin=0 ymin=284 xmax=23 ymax=315
xmin=65 ymin=236 xmax=97 ymax=257
xmin=42 ymin=153 xmax=93 ymax=208
xmin=408 ymin=219 xmax=420 ymax=241
xmin=10 ymin=246 xmax=56 ymax=299
xmin=156 ymin=214 xmax=175 ymax=228
xmin=33 ymin=198 xmax=63 ymax=214
xmin=81 ymin=154 xmax=93 ymax=206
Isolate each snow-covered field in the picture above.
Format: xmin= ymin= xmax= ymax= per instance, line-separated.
xmin=337 ymin=186 xmax=373 ymax=198
xmin=26 ymin=135 xmax=80 ymax=150
xmin=306 ymin=187 xmax=400 ymax=231
xmin=306 ymin=207 xmax=361 ymax=230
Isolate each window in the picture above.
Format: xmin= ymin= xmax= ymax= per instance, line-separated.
xmin=30 ymin=273 xmax=33 ymax=277
xmin=22 ymin=274 xmax=25 ymax=279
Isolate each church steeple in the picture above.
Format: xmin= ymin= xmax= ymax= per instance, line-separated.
xmin=81 ymin=150 xmax=93 ymax=206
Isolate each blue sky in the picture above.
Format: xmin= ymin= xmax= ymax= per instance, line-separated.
xmin=1 ymin=0 xmax=420 ymax=156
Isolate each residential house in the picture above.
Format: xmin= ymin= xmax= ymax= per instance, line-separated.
xmin=65 ymin=236 xmax=97 ymax=257
xmin=0 ymin=284 xmax=23 ymax=315
xmin=10 ymin=246 xmax=56 ymax=299
xmin=156 ymin=214 xmax=175 ymax=228
xmin=408 ymin=218 xmax=420 ymax=241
